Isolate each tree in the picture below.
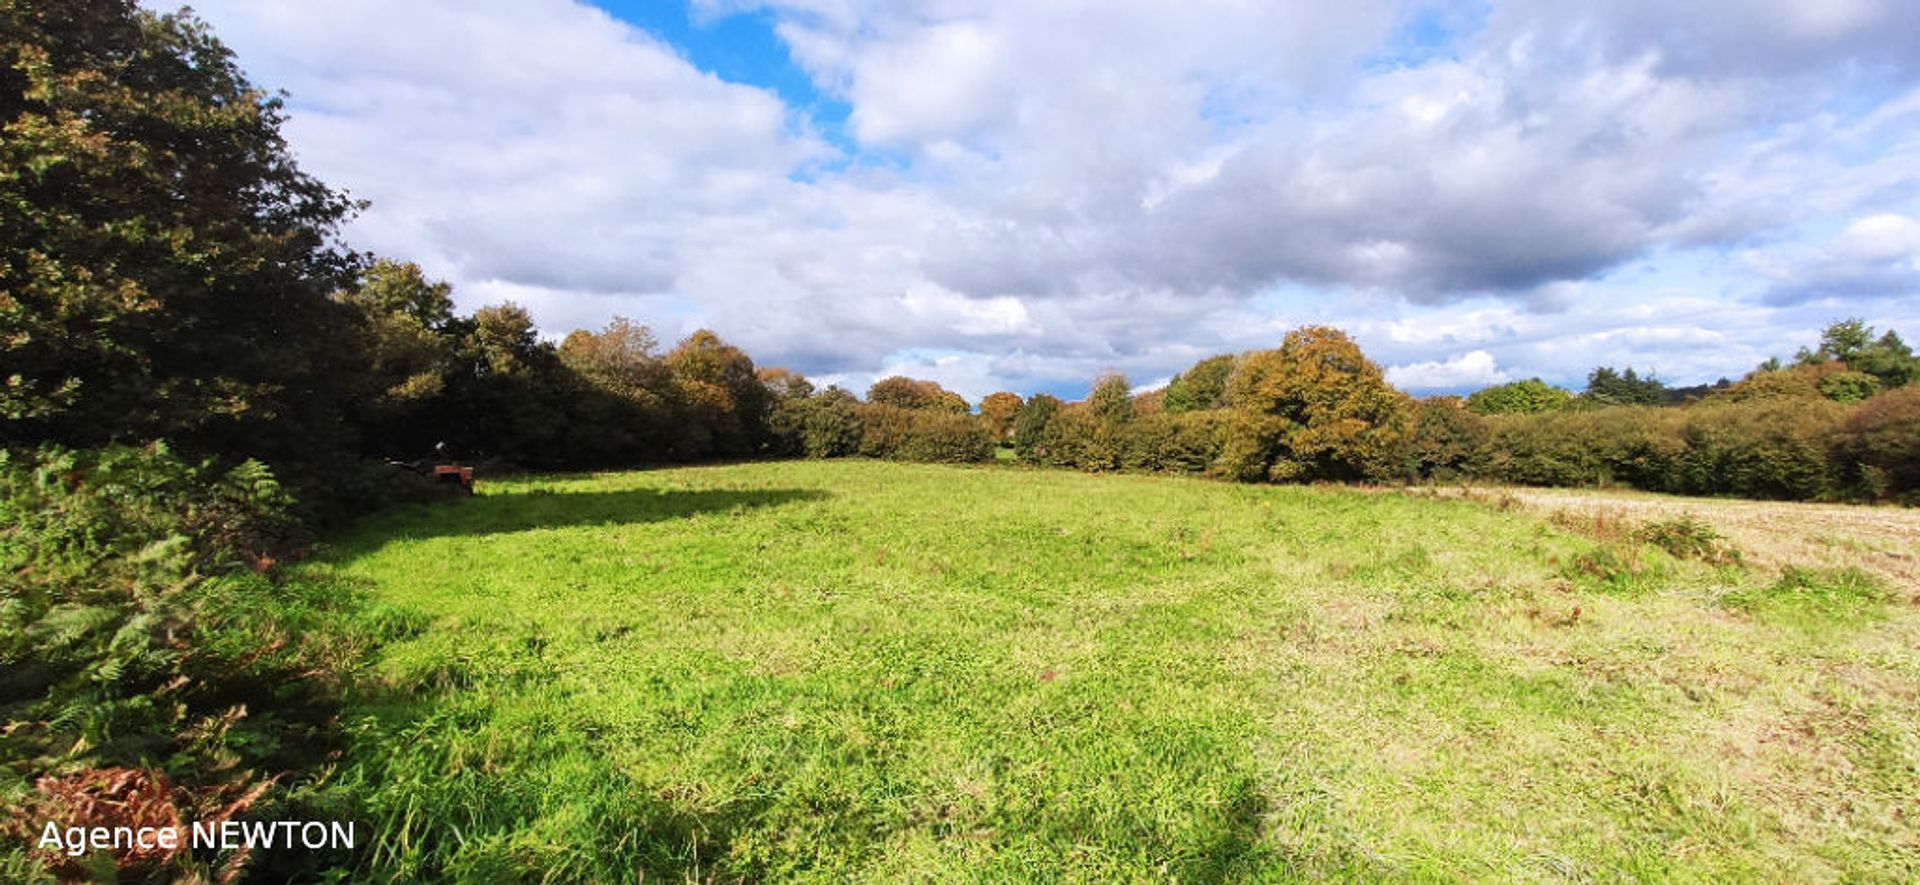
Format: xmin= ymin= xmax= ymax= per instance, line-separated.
xmin=556 ymin=317 xmax=680 ymax=464
xmin=451 ymin=303 xmax=573 ymax=465
xmin=1408 ymin=396 xmax=1488 ymax=479
xmin=1 ymin=0 xmax=365 ymax=482
xmin=1162 ymin=354 xmax=1235 ymax=413
xmin=559 ymin=318 xmax=670 ymax=403
xmin=1012 ymin=394 xmax=1062 ymax=460
xmin=666 ymin=329 xmax=768 ymax=457
xmin=978 ymin=391 xmax=1023 ymax=442
xmin=756 ymin=367 xmax=815 ymax=402
xmin=866 ymin=376 xmax=969 ymax=413
xmin=1466 ymin=378 xmax=1575 ymax=415
xmin=1837 ymin=386 xmax=1920 ymax=500
xmin=1087 ymin=372 xmax=1133 ymax=428
xmin=337 ymin=260 xmax=465 ymax=456
xmin=1583 ymin=366 xmax=1668 ymax=407
xmin=1225 ymin=326 xmax=1411 ymax=481
xmin=769 ymin=383 xmax=861 ymax=459
xmin=1796 ymin=318 xmax=1875 ymax=366
xmin=1795 ymin=319 xmax=1919 ymax=388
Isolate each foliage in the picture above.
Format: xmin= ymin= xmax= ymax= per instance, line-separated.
xmin=666 ymin=330 xmax=771 ymax=458
xmin=0 ymin=0 xmax=365 ymax=486
xmin=1116 ymin=411 xmax=1228 ymax=474
xmin=1583 ymin=366 xmax=1668 ymax=407
xmin=1161 ymin=354 xmax=1235 ymax=413
xmin=770 ymin=385 xmax=863 ymax=459
xmin=1465 ymin=378 xmax=1575 ymax=415
xmin=977 ymin=391 xmax=1023 ymax=443
xmin=1794 ymin=318 xmax=1919 ymax=388
xmin=1816 ymin=370 xmax=1882 ymax=404
xmin=1087 ymin=371 xmax=1134 ymax=428
xmin=855 ymin=404 xmax=992 ymax=463
xmin=0 ymin=444 xmax=368 ymax=880
xmin=1835 ymin=385 xmax=1920 ymax=501
xmin=339 ymin=261 xmax=464 ymax=454
xmin=866 ymin=376 xmax=968 ymax=413
xmin=1407 ymin=396 xmax=1488 ymax=479
xmin=1670 ymin=400 xmax=1846 ymax=500
xmin=1027 ymin=403 xmax=1118 ymax=471
xmin=1716 ymin=361 xmax=1849 ymax=403
xmin=1224 ymin=326 xmax=1411 ymax=481
xmin=1482 ymin=407 xmax=1687 ymax=489
xmin=1011 ymin=394 xmax=1062 ymax=460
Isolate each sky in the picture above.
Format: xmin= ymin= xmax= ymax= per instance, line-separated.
xmin=176 ymin=0 xmax=1920 ymax=401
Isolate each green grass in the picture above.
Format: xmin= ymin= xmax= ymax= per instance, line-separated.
xmin=307 ymin=461 xmax=1920 ymax=882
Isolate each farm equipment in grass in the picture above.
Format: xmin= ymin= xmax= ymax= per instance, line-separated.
xmin=388 ymin=441 xmax=474 ymax=495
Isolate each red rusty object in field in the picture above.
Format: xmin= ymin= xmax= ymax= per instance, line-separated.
xmin=434 ymin=464 xmax=474 ymax=495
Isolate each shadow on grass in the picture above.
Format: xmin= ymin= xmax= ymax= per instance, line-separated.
xmin=376 ymin=486 xmax=831 ymax=542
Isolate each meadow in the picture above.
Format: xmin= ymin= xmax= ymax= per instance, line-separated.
xmin=310 ymin=460 xmax=1920 ymax=882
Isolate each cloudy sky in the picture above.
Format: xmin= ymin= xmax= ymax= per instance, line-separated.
xmin=181 ymin=0 xmax=1920 ymax=400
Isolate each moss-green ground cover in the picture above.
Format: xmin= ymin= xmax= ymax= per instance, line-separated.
xmin=311 ymin=461 xmax=1920 ymax=882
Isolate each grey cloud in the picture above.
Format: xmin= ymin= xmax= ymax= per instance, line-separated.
xmin=174 ymin=0 xmax=1920 ymax=399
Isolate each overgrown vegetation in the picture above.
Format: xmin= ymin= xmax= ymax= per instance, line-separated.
xmin=0 ymin=445 xmax=375 ymax=881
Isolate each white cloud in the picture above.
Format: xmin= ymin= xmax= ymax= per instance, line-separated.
xmin=176 ymin=0 xmax=1920 ymax=399
xmin=1386 ymin=350 xmax=1509 ymax=391
xmin=1751 ymin=213 xmax=1920 ymax=303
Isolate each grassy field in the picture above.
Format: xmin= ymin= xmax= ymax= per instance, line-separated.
xmin=309 ymin=461 xmax=1920 ymax=882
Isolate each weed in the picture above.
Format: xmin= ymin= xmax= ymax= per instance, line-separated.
xmin=1635 ymin=515 xmax=1744 ymax=566
xmin=1723 ymin=566 xmax=1891 ymax=628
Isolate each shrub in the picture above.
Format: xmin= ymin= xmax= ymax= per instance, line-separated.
xmin=1712 ymin=362 xmax=1844 ymax=403
xmin=1029 ymin=404 xmax=1118 ymax=471
xmin=1162 ymin=355 xmax=1236 ymax=413
xmin=1012 ymin=395 xmax=1063 ymax=460
xmin=770 ymin=387 xmax=863 ymax=458
xmin=1 ymin=444 xmax=367 ymax=879
xmin=866 ymin=377 xmax=969 ymax=413
xmin=978 ymin=392 xmax=1024 ymax=443
xmin=1117 ymin=412 xmax=1228 ymax=474
xmin=856 ymin=405 xmax=991 ymax=463
xmin=1835 ymin=385 xmax=1920 ymax=501
xmin=1465 ymin=378 xmax=1574 ymax=415
xmin=1408 ymin=396 xmax=1488 ymax=480
xmin=1481 ymin=407 xmax=1685 ymax=490
xmin=1817 ymin=370 xmax=1882 ymax=403
xmin=1671 ymin=400 xmax=1846 ymax=500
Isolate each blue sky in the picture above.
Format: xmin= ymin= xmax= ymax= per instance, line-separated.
xmin=184 ymin=0 xmax=1920 ymax=401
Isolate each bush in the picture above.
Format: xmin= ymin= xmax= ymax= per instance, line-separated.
xmin=770 ymin=388 xmax=863 ymax=458
xmin=1408 ymin=396 xmax=1488 ymax=480
xmin=856 ymin=405 xmax=992 ymax=463
xmin=1836 ymin=385 xmax=1920 ymax=501
xmin=1671 ymin=400 xmax=1845 ymax=500
xmin=1012 ymin=395 xmax=1063 ymax=461
xmin=1481 ymin=407 xmax=1685 ymax=490
xmin=1 ymin=444 xmax=368 ymax=880
xmin=1027 ymin=405 xmax=1118 ymax=471
xmin=1117 ymin=412 xmax=1228 ymax=474
xmin=1465 ymin=378 xmax=1574 ymax=415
